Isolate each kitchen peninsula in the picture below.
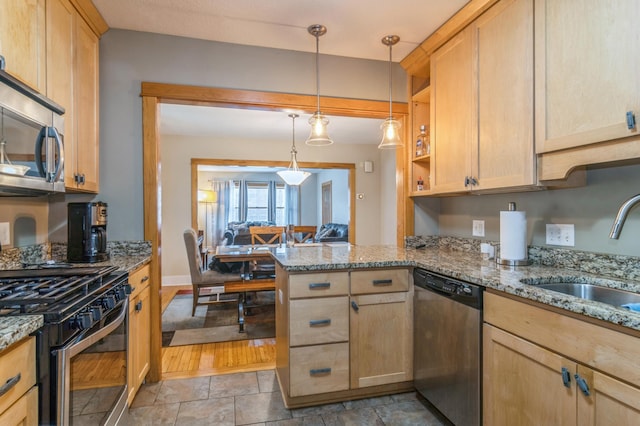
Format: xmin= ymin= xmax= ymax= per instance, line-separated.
xmin=271 ymin=238 xmax=640 ymax=419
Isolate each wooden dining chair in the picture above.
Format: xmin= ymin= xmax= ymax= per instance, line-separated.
xmin=183 ymin=229 xmax=241 ymax=316
xmin=249 ymin=226 xmax=285 ymax=245
xmin=292 ymin=226 xmax=317 ymax=243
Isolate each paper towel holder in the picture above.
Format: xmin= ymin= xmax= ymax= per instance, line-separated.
xmin=496 ymin=201 xmax=530 ymax=267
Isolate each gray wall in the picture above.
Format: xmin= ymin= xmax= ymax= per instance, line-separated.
xmin=414 ymin=163 xmax=640 ymax=256
xmin=83 ymin=29 xmax=404 ymax=242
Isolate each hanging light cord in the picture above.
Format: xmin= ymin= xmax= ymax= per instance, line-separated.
xmin=315 ymin=32 xmax=321 ymax=113
xmin=387 ymin=41 xmax=393 ymax=118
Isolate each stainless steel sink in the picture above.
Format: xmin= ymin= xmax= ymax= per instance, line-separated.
xmin=535 ymin=283 xmax=640 ymax=307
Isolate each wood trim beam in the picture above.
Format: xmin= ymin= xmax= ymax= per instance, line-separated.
xmin=142 ymin=96 xmax=162 ymax=382
xmin=140 ymin=82 xmax=408 ymax=119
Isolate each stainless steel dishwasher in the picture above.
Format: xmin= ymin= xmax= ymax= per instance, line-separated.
xmin=413 ymin=268 xmax=484 ymax=426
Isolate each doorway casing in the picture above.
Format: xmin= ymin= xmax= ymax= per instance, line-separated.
xmin=141 ymin=82 xmax=408 ymax=382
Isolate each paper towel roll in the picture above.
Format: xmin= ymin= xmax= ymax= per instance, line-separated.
xmin=500 ymin=210 xmax=527 ymax=261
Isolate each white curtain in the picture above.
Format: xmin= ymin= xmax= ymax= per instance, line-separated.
xmin=209 ymin=180 xmax=231 ymax=247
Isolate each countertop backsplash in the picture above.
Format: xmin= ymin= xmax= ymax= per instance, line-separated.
xmin=0 ymin=241 xmax=151 ymax=270
xmin=405 ymin=235 xmax=640 ymax=281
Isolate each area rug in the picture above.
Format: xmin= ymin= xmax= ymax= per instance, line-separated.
xmin=161 ymin=291 xmax=275 ymax=347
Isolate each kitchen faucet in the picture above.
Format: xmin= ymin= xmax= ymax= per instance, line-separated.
xmin=609 ymin=194 xmax=640 ymax=239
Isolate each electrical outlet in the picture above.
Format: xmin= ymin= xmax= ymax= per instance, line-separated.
xmin=472 ymin=220 xmax=485 ymax=237
xmin=0 ymin=222 xmax=9 ymax=246
xmin=546 ymin=224 xmax=575 ymax=246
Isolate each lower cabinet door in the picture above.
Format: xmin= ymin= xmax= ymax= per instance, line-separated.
xmin=350 ymin=290 xmax=413 ymax=388
xmin=576 ymin=365 xmax=640 ymax=425
xmin=483 ymin=324 xmax=577 ymax=426
xmin=289 ymin=343 xmax=349 ymax=397
xmin=0 ymin=386 xmax=38 ymax=426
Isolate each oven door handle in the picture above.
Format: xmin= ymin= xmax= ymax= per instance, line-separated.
xmin=57 ymin=297 xmax=128 ymax=426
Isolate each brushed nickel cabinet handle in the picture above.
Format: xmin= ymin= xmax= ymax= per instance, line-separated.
xmin=372 ymin=279 xmax=392 ymax=286
xmin=0 ymin=373 xmax=21 ymax=397
xmin=309 ymin=319 xmax=331 ymax=327
xmin=309 ymin=368 xmax=331 ymax=376
xmin=309 ymin=282 xmax=330 ymax=289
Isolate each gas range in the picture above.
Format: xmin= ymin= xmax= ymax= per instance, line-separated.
xmin=0 ymin=265 xmax=130 ymax=425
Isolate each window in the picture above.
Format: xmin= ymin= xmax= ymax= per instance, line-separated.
xmin=246 ymin=182 xmax=269 ymax=222
xmin=230 ymin=180 xmax=287 ymax=225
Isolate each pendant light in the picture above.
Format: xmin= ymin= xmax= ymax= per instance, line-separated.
xmin=306 ymin=24 xmax=333 ymax=146
xmin=278 ymin=113 xmax=311 ymax=186
xmin=378 ymin=35 xmax=403 ymax=149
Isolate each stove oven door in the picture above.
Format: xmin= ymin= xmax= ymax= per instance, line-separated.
xmin=54 ymin=297 xmax=128 ymax=425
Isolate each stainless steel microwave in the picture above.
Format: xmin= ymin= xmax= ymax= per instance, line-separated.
xmin=0 ymin=68 xmax=65 ymax=196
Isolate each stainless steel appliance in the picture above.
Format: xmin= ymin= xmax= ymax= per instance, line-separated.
xmin=413 ymin=268 xmax=484 ymax=426
xmin=0 ymin=266 xmax=129 ymax=425
xmin=68 ymin=202 xmax=109 ymax=263
xmin=0 ymin=68 xmax=65 ymax=196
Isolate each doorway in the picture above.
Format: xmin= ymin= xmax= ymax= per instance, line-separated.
xmin=141 ymin=82 xmax=408 ymax=382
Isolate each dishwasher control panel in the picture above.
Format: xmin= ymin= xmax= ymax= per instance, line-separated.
xmin=414 ymin=268 xmax=483 ymax=309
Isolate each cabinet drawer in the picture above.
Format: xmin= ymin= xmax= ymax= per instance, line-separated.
xmin=290 ymin=297 xmax=349 ymax=346
xmin=350 ymin=269 xmax=409 ymax=294
xmin=289 ymin=272 xmax=349 ymax=298
xmin=129 ymin=263 xmax=151 ymax=299
xmin=290 ymin=343 xmax=349 ymax=397
xmin=0 ymin=337 xmax=36 ymax=415
xmin=0 ymin=386 xmax=37 ymax=426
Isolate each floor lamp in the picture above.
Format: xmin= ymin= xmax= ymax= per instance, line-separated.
xmin=198 ymin=189 xmax=218 ymax=249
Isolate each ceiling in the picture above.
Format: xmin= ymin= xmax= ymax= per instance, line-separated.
xmin=94 ymin=0 xmax=470 ymax=143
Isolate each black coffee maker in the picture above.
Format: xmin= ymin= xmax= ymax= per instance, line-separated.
xmin=67 ymin=202 xmax=109 ymax=263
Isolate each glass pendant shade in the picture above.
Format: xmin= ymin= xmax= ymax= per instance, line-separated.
xmin=306 ymin=24 xmax=333 ymax=146
xmin=378 ymin=34 xmax=403 ymax=149
xmin=306 ymin=112 xmax=333 ymax=146
xmin=278 ymin=114 xmax=311 ymax=186
xmin=379 ymin=118 xmax=403 ymax=149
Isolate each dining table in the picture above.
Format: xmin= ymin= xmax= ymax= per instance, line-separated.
xmin=212 ymin=244 xmax=279 ymax=332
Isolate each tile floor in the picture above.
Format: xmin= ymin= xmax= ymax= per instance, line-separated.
xmin=120 ymin=369 xmax=447 ymax=425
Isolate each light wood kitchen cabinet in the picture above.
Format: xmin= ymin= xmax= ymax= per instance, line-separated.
xmin=484 ymin=292 xmax=640 ymax=425
xmin=66 ymin=12 xmax=100 ymax=192
xmin=535 ymin=0 xmax=640 ymax=155
xmin=535 ymin=0 xmax=640 ymax=180
xmin=0 ymin=0 xmax=46 ymax=93
xmin=275 ymin=266 xmax=413 ymax=408
xmin=0 ymin=337 xmax=38 ymax=426
xmin=127 ymin=263 xmax=151 ymax=404
xmin=430 ymin=0 xmax=535 ymax=195
xmin=409 ymin=86 xmax=431 ymax=194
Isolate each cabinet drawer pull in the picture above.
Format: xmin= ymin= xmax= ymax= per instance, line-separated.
xmin=141 ymin=275 xmax=150 ymax=283
xmin=574 ymin=374 xmax=590 ymax=396
xmin=309 ymin=319 xmax=331 ymax=327
xmin=0 ymin=373 xmax=21 ymax=397
xmin=372 ymin=279 xmax=392 ymax=286
xmin=561 ymin=367 xmax=571 ymax=388
xmin=135 ymin=301 xmax=143 ymax=311
xmin=309 ymin=368 xmax=331 ymax=376
xmin=627 ymin=111 xmax=636 ymax=130
xmin=351 ymin=300 xmax=359 ymax=312
xmin=308 ymin=282 xmax=330 ymax=289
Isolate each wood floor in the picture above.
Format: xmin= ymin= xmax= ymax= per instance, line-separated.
xmin=160 ymin=285 xmax=276 ymax=380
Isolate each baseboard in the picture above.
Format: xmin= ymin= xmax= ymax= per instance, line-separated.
xmin=162 ymin=275 xmax=191 ymax=286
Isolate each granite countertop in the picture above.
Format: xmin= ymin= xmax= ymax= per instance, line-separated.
xmin=273 ymin=244 xmax=640 ymax=333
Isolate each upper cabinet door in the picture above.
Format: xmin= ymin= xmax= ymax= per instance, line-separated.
xmin=474 ymin=0 xmax=535 ymax=190
xmin=535 ymin=0 xmax=640 ymax=153
xmin=430 ymin=27 xmax=475 ymax=194
xmin=0 ymin=0 xmax=46 ymax=92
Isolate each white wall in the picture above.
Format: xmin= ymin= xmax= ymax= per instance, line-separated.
xmin=161 ymin=133 xmax=385 ymax=280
